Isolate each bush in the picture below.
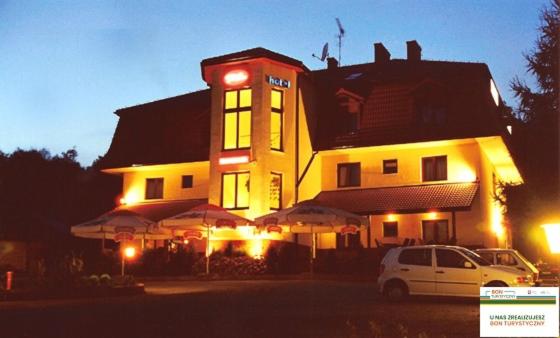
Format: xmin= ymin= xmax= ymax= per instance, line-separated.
xmin=192 ymin=254 xmax=266 ymax=276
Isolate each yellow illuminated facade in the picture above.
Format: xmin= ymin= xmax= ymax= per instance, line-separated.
xmin=102 ymin=46 xmax=524 ymax=254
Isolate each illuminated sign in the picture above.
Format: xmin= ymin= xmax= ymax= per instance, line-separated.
xmin=219 ymin=155 xmax=249 ymax=165
xmin=266 ymin=75 xmax=290 ymax=88
xmin=224 ymin=69 xmax=249 ymax=87
xmin=219 ymin=150 xmax=251 ymax=165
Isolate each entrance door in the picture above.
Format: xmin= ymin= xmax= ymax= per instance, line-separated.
xmin=422 ymin=220 xmax=449 ymax=244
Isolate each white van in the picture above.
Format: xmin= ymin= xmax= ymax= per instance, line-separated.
xmin=378 ymin=245 xmax=534 ymax=300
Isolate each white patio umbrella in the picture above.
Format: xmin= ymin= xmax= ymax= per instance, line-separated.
xmin=254 ymin=201 xmax=369 ymax=273
xmin=71 ymin=209 xmax=171 ymax=243
xmin=159 ymin=203 xmax=253 ymax=274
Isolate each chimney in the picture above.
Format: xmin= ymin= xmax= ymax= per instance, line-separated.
xmin=374 ymin=43 xmax=391 ymax=63
xmin=327 ymin=57 xmax=338 ymax=69
xmin=406 ymin=40 xmax=422 ymax=61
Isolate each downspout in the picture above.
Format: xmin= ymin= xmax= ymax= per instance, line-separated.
xmin=295 ymin=74 xmax=300 ymax=204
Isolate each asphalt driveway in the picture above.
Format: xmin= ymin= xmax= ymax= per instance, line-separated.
xmin=0 ymin=279 xmax=480 ymax=338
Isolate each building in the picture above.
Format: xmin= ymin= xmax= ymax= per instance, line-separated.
xmin=98 ymin=41 xmax=522 ymax=254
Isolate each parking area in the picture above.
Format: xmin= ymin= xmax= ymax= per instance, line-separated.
xmin=0 ymin=279 xmax=480 ymax=337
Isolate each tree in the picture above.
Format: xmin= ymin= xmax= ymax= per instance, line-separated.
xmin=509 ymin=0 xmax=559 ymax=197
xmin=506 ymin=1 xmax=559 ymax=259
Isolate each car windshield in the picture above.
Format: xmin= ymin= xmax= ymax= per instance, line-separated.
xmin=459 ymin=248 xmax=491 ymax=266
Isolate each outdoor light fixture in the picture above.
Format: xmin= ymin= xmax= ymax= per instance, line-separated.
xmin=121 ymin=246 xmax=137 ymax=276
xmin=223 ymin=69 xmax=249 ymax=87
xmin=541 ymin=223 xmax=560 ymax=254
xmin=124 ymin=246 xmax=136 ymax=258
xmin=427 ymin=212 xmax=438 ymax=220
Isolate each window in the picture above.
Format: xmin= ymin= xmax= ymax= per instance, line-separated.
xmin=436 ymin=249 xmax=474 ymax=269
xmin=422 ymin=156 xmax=447 ymax=181
xmin=496 ymin=253 xmax=517 ymax=266
xmin=478 ymin=252 xmax=494 ymax=264
xmin=181 ymin=175 xmax=193 ymax=189
xmin=145 ymin=178 xmax=163 ymax=200
xmin=383 ymin=222 xmax=398 ymax=237
xmin=398 ymin=248 xmax=432 ymax=266
xmin=422 ymin=220 xmax=449 ymax=244
xmin=270 ymin=172 xmax=282 ymax=210
xmin=221 ymin=172 xmax=250 ymax=209
xmin=223 ymin=89 xmax=252 ymax=150
xmin=337 ymin=163 xmax=360 ymax=188
xmin=348 ymin=112 xmax=359 ymax=133
xmin=336 ymin=232 xmax=361 ymax=249
xmin=383 ymin=159 xmax=398 ymax=174
xmin=270 ymin=89 xmax=283 ymax=151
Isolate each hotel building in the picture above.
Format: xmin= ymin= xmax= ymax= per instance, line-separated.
xmin=98 ymin=41 xmax=522 ymax=253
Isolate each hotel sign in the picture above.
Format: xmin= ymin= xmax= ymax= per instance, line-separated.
xmin=266 ymin=75 xmax=290 ymax=88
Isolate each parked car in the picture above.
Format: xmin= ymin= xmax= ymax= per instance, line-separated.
xmin=534 ymin=262 xmax=560 ymax=286
xmin=474 ymin=248 xmax=540 ymax=285
xmin=378 ymin=245 xmax=534 ymax=300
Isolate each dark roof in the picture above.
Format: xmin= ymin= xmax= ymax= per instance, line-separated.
xmin=201 ymin=47 xmax=309 ymax=74
xmin=311 ymin=59 xmax=506 ymax=150
xmin=116 ymin=199 xmax=208 ymax=222
xmin=314 ymin=182 xmax=479 ymax=215
xmin=99 ymin=89 xmax=211 ymax=169
xmin=100 ymin=48 xmax=509 ymax=169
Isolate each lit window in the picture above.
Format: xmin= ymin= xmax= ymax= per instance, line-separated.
xmin=383 ymin=222 xmax=398 ymax=237
xmin=383 ymin=159 xmax=398 ymax=174
xmin=337 ymin=163 xmax=360 ymax=188
xmin=145 ymin=178 xmax=163 ymax=199
xmin=270 ymin=89 xmax=283 ymax=151
xmin=182 ymin=175 xmax=193 ymax=189
xmin=270 ymin=172 xmax=282 ymax=210
xmin=422 ymin=156 xmax=447 ymax=182
xmin=223 ymin=89 xmax=252 ymax=150
xmin=221 ymin=172 xmax=250 ymax=209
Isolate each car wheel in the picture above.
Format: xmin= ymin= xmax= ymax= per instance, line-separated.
xmin=384 ymin=281 xmax=408 ymax=301
xmin=485 ymin=281 xmax=508 ymax=287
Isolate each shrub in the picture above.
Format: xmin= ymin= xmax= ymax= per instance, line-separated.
xmin=192 ymin=255 xmax=266 ymax=276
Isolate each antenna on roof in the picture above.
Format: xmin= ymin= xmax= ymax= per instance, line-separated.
xmin=335 ymin=18 xmax=345 ymax=65
xmin=312 ymin=42 xmax=329 ymax=62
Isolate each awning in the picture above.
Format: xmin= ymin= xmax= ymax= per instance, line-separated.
xmin=314 ymin=182 xmax=479 ymax=215
xmin=116 ymin=198 xmax=208 ymax=222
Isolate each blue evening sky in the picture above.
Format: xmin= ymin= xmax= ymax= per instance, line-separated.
xmin=0 ymin=0 xmax=548 ymax=166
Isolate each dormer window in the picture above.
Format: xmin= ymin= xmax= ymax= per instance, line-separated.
xmin=336 ymin=88 xmax=363 ymax=134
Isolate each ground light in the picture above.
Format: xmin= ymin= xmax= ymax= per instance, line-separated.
xmin=541 ymin=223 xmax=560 ymax=254
xmin=121 ymin=246 xmax=137 ymax=276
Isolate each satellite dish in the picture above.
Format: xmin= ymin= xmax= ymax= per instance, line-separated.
xmin=312 ymin=42 xmax=329 ymax=62
xmin=320 ymin=43 xmax=329 ymax=61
